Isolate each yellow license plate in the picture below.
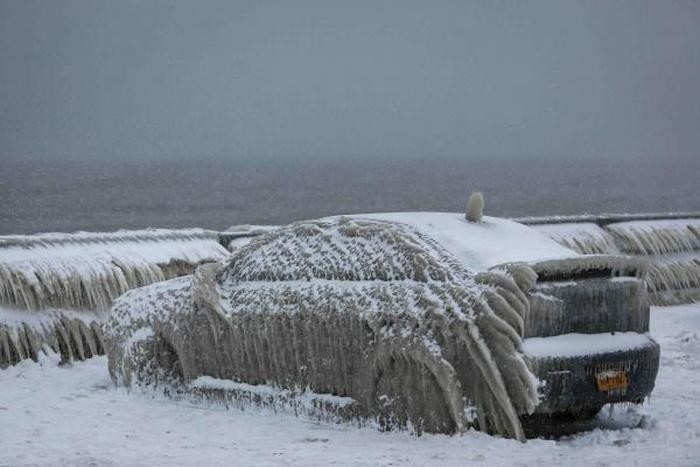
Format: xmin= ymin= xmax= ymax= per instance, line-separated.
xmin=595 ymin=370 xmax=628 ymax=392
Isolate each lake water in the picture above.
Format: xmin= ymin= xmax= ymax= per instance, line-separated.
xmin=1 ymin=156 xmax=698 ymax=235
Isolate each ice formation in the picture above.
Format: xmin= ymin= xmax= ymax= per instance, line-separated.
xmin=529 ymin=217 xmax=700 ymax=305
xmin=0 ymin=229 xmax=229 ymax=366
xmin=532 ymin=223 xmax=619 ymax=255
xmin=606 ymin=219 xmax=700 ymax=256
xmin=0 ymin=228 xmax=228 ymax=311
xmin=188 ymin=376 xmax=361 ymax=424
xmin=0 ymin=306 xmax=103 ymax=368
xmin=105 ymin=217 xmax=540 ymax=440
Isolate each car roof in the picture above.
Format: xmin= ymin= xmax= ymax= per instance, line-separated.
xmin=338 ymin=212 xmax=578 ymax=271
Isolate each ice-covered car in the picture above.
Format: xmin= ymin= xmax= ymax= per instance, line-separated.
xmin=104 ymin=213 xmax=659 ymax=440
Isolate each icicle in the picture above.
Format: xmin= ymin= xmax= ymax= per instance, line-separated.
xmin=606 ymin=219 xmax=700 ymax=255
xmin=0 ymin=307 xmax=104 ymax=368
xmin=0 ymin=228 xmax=227 ymax=366
xmin=0 ymin=228 xmax=229 ymax=312
xmin=532 ymin=217 xmax=700 ymax=305
xmin=533 ymin=223 xmax=619 ymax=255
xmin=644 ymin=255 xmax=700 ymax=305
xmin=1 ymin=328 xmax=14 ymax=364
xmin=457 ymin=319 xmax=524 ymax=440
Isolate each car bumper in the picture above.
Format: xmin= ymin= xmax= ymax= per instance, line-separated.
xmin=523 ymin=333 xmax=660 ymax=415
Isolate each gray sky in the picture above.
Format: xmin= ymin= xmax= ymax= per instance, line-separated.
xmin=1 ymin=0 xmax=698 ymax=161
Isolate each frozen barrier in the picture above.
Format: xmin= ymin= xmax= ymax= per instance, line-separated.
xmin=531 ymin=223 xmax=619 ymax=255
xmin=0 ymin=229 xmax=230 ymax=367
xmin=605 ymin=219 xmax=700 ymax=256
xmin=606 ymin=219 xmax=700 ymax=305
xmin=644 ymin=254 xmax=700 ymax=305
xmin=519 ymin=214 xmax=700 ymax=305
xmin=0 ymin=306 xmax=103 ymax=367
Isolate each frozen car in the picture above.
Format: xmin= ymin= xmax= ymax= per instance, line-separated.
xmin=104 ymin=213 xmax=659 ymax=440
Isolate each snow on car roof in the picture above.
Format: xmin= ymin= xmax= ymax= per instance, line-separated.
xmin=341 ymin=212 xmax=578 ymax=271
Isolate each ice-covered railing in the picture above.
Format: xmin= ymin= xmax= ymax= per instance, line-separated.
xmin=0 ymin=228 xmax=229 ymax=311
xmin=530 ymin=223 xmax=619 ymax=255
xmin=518 ymin=213 xmax=700 ymax=305
xmin=605 ymin=219 xmax=700 ymax=255
xmin=606 ymin=219 xmax=700 ymax=305
xmin=515 ymin=212 xmax=700 ymax=226
xmin=0 ymin=306 xmax=103 ymax=366
xmin=0 ymin=228 xmax=230 ymax=367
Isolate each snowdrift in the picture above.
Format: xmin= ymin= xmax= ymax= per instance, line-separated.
xmin=0 ymin=229 xmax=229 ymax=367
xmin=105 ymin=217 xmax=541 ymax=440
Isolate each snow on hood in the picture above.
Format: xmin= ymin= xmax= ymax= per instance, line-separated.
xmin=340 ymin=212 xmax=578 ymax=271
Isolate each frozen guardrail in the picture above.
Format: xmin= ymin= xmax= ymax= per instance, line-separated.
xmin=516 ymin=213 xmax=700 ymax=305
xmin=0 ymin=228 xmax=231 ymax=367
xmin=514 ymin=211 xmax=700 ymax=226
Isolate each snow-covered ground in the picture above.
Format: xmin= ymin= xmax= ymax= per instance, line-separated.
xmin=2 ymin=305 xmax=699 ymax=467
